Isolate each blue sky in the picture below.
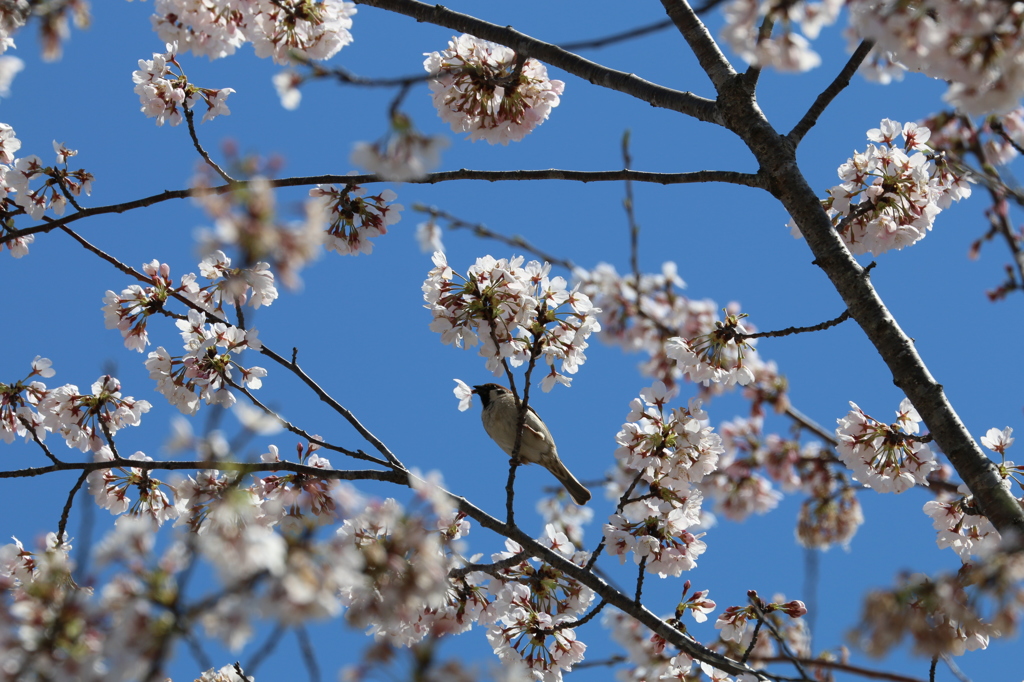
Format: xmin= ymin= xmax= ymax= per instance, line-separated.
xmin=0 ymin=2 xmax=1020 ymax=681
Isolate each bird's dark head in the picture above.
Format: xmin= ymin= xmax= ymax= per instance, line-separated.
xmin=471 ymin=383 xmax=508 ymax=408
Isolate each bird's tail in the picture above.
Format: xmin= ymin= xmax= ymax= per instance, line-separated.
xmin=547 ymin=459 xmax=592 ymax=505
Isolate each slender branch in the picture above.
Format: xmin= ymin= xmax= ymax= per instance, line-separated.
xmin=749 ymin=607 xmax=811 ymax=682
xmin=743 ymin=15 xmax=774 ymax=88
xmin=741 ymin=310 xmax=851 ymax=340
xmin=352 ymin=0 xmax=722 ymax=124
xmin=56 ymin=471 xmax=88 ymax=545
xmin=560 ymin=19 xmax=674 ymax=51
xmin=291 ymin=54 xmax=435 ymax=88
xmin=414 ymin=204 xmax=576 ymax=270
xmin=61 ymin=223 xmax=404 ymax=470
xmin=939 ymin=654 xmax=973 ymax=682
xmin=788 ymin=40 xmax=874 ymax=146
xmin=741 ymin=615 xmax=764 ymax=663
xmin=622 ymin=131 xmax=643 ymax=301
xmin=756 ymin=656 xmax=927 ymax=682
xmin=295 ymin=625 xmax=322 ymax=682
xmin=243 ymin=623 xmax=286 ymax=675
xmin=249 ymin=347 xmax=406 ymax=470
xmin=0 ymin=459 xmax=407 ymax=482
xmin=184 ymin=106 xmax=234 ymax=183
xmin=233 ymin=381 xmax=390 ymax=467
xmin=634 ymin=556 xmax=647 ymax=603
xmin=2 ymin=169 xmax=765 ymax=246
xmin=785 ymin=404 xmax=839 ymax=446
xmin=18 ymin=414 xmax=62 ymax=465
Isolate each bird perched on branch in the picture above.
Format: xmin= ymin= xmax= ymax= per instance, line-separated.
xmin=471 ymin=383 xmax=591 ymax=505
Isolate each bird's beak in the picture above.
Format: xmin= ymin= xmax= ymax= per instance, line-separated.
xmin=470 ymin=386 xmax=481 ymax=394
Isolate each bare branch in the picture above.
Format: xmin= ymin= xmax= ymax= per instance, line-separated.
xmin=788 ymin=40 xmax=875 ymax=146
xmin=741 ymin=310 xmax=851 ymax=340
xmin=184 ymin=106 xmax=234 ymax=183
xmin=559 ymin=19 xmax=674 ymax=52
xmin=2 ymin=169 xmax=765 ymax=247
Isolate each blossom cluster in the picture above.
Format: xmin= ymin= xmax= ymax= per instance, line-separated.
xmin=148 ymin=0 xmax=356 ymax=64
xmin=192 ymin=173 xmax=327 ymax=290
xmin=0 ymin=125 xmax=94 ymax=257
xmin=310 ymin=183 xmax=404 ymax=256
xmin=480 ymin=529 xmax=593 ymax=681
xmin=146 ymin=308 xmax=267 ymax=414
xmin=0 ymin=358 xmax=151 ymax=455
xmin=921 ymin=427 xmax=1023 ymax=560
xmin=604 ymin=382 xmax=721 ymax=577
xmin=351 ymin=112 xmax=449 ymax=181
xmin=133 ymin=42 xmax=235 ymax=126
xmin=853 ymin=572 xmax=997 ymax=657
xmin=849 ymin=0 xmax=1024 ymax=115
xmin=835 ymin=398 xmax=940 ymax=493
xmin=700 ymin=416 xmax=783 ymax=522
xmin=720 ymin=0 xmax=842 ymax=72
xmin=102 ymin=255 xmax=277 ymax=352
xmin=573 ymin=263 xmax=785 ymax=405
xmin=424 ymin=253 xmax=600 ymax=389
xmin=665 ymin=312 xmax=758 ymax=387
xmin=423 ymin=34 xmax=565 ymax=144
xmin=807 ymin=118 xmax=972 ymax=257
xmin=719 ymin=0 xmax=1024 ymax=116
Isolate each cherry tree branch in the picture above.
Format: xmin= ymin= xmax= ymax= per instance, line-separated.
xmin=184 ymin=106 xmax=234 ymax=183
xmin=352 ymin=0 xmax=722 ymax=124
xmin=559 ymin=19 xmax=674 ymax=52
xmin=646 ymin=0 xmax=1024 ymax=538
xmin=659 ymin=0 xmax=738 ymax=91
xmin=2 ymin=169 xmax=765 ymax=245
xmin=692 ymin=28 xmax=1024 ymax=538
xmin=58 ymin=224 xmax=401 ymax=469
xmin=749 ymin=657 xmax=927 ymax=682
xmin=413 ymin=204 xmax=576 ymax=270
xmin=788 ymin=40 xmax=874 ymax=146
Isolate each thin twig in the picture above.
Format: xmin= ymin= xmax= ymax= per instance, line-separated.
xmin=414 ymin=204 xmax=575 ymax=270
xmin=788 ymin=40 xmax=874 ymax=146
xmin=749 ymin=597 xmax=811 ymax=681
xmin=233 ymin=381 xmax=390 ymax=467
xmin=622 ymin=131 xmax=643 ymax=313
xmin=184 ymin=106 xmax=234 ymax=183
xmin=741 ymin=310 xmax=851 ymax=340
xmin=56 ymin=471 xmax=88 ymax=546
xmin=741 ymin=616 xmax=764 ymax=663
xmin=756 ymin=656 xmax=927 ymax=682
xmin=634 ymin=557 xmax=647 ymax=603
xmin=244 ymin=624 xmax=287 ymax=674
xmin=560 ymin=19 xmax=673 ymax=51
xmin=295 ymin=625 xmax=322 ymax=682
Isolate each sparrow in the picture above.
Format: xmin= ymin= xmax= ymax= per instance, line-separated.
xmin=471 ymin=383 xmax=591 ymax=505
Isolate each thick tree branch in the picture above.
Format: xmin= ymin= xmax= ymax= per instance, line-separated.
xmin=352 ymin=0 xmax=722 ymax=124
xmin=659 ymin=0 xmax=738 ymax=91
xmin=707 ymin=50 xmax=1024 ymax=539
